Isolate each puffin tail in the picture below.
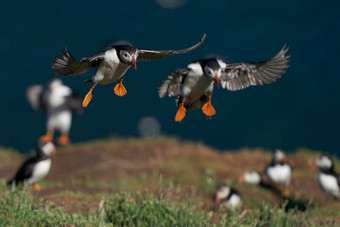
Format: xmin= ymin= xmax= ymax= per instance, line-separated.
xmin=83 ymin=79 xmax=93 ymax=84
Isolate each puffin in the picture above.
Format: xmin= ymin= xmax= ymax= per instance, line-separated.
xmin=265 ymin=149 xmax=292 ymax=195
xmin=238 ymin=170 xmax=262 ymax=185
xmin=158 ymin=45 xmax=290 ymax=122
xmin=52 ymin=34 xmax=206 ymax=107
xmin=7 ymin=142 xmax=56 ymax=191
xmin=214 ymin=184 xmax=242 ymax=209
xmin=26 ymin=78 xmax=83 ymax=145
xmin=312 ymin=155 xmax=340 ymax=198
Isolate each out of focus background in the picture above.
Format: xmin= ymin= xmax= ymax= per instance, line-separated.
xmin=1 ymin=0 xmax=339 ymax=153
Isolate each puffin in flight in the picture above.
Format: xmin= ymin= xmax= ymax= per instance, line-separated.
xmin=7 ymin=142 xmax=56 ymax=191
xmin=26 ymin=78 xmax=83 ymax=145
xmin=312 ymin=155 xmax=340 ymax=198
xmin=52 ymin=34 xmax=206 ymax=107
xmin=159 ymin=45 xmax=290 ymax=122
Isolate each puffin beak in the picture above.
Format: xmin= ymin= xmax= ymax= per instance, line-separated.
xmin=132 ymin=56 xmax=137 ymax=70
xmin=215 ymin=195 xmax=220 ymax=204
xmin=238 ymin=175 xmax=244 ymax=183
xmin=215 ymin=73 xmax=219 ymax=88
xmin=310 ymin=160 xmax=316 ymax=170
xmin=52 ymin=146 xmax=57 ymax=155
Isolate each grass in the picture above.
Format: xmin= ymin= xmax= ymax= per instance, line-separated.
xmin=1 ymin=136 xmax=340 ymax=226
xmin=0 ymin=185 xmax=319 ymax=226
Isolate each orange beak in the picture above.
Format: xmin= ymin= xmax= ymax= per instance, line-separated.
xmin=238 ymin=175 xmax=244 ymax=183
xmin=132 ymin=56 xmax=137 ymax=70
xmin=215 ymin=195 xmax=220 ymax=204
xmin=215 ymin=73 xmax=219 ymax=88
xmin=311 ymin=160 xmax=316 ymax=170
xmin=52 ymin=146 xmax=57 ymax=155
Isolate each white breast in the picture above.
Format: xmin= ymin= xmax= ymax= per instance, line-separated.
xmin=47 ymin=110 xmax=72 ymax=132
xmin=318 ymin=173 xmax=340 ymax=198
xmin=222 ymin=194 xmax=242 ymax=209
xmin=46 ymin=85 xmax=72 ymax=109
xmin=27 ymin=159 xmax=51 ymax=185
xmin=266 ymin=164 xmax=292 ymax=186
xmin=94 ymin=49 xmax=131 ymax=85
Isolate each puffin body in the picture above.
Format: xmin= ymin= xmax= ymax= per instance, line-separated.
xmin=26 ymin=78 xmax=83 ymax=145
xmin=7 ymin=142 xmax=56 ymax=191
xmin=314 ymin=155 xmax=340 ymax=198
xmin=215 ymin=184 xmax=242 ymax=209
xmin=159 ymin=46 xmax=290 ymax=122
xmin=239 ymin=170 xmax=262 ymax=185
xmin=52 ymin=34 xmax=206 ymax=107
xmin=265 ymin=149 xmax=292 ymax=187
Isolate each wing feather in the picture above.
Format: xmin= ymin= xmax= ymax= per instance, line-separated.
xmin=26 ymin=85 xmax=45 ymax=111
xmin=158 ymin=68 xmax=189 ymax=98
xmin=221 ymin=45 xmax=290 ymax=91
xmin=137 ymin=34 xmax=206 ymax=61
xmin=52 ymin=47 xmax=104 ymax=76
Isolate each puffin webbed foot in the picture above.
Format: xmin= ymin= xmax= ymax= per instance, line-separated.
xmin=32 ymin=183 xmax=41 ymax=191
xmin=83 ymin=84 xmax=95 ymax=107
xmin=202 ymin=97 xmax=216 ymax=117
xmin=175 ymin=99 xmax=187 ymax=122
xmin=114 ymin=78 xmax=127 ymax=97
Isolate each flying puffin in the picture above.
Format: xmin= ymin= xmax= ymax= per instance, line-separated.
xmin=311 ymin=155 xmax=340 ymax=198
xmin=7 ymin=142 xmax=56 ymax=191
xmin=158 ymin=45 xmax=290 ymax=122
xmin=52 ymin=34 xmax=206 ymax=107
xmin=214 ymin=184 xmax=242 ymax=209
xmin=265 ymin=149 xmax=292 ymax=195
xmin=26 ymin=78 xmax=83 ymax=145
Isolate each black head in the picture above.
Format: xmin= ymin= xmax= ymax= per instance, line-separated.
xmin=115 ymin=45 xmax=138 ymax=69
xmin=200 ymin=58 xmax=221 ymax=87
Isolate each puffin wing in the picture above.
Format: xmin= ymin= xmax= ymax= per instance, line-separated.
xmin=220 ymin=45 xmax=290 ymax=91
xmin=65 ymin=93 xmax=83 ymax=114
xmin=52 ymin=47 xmax=104 ymax=75
xmin=137 ymin=34 xmax=206 ymax=61
xmin=26 ymin=85 xmax=45 ymax=111
xmin=11 ymin=158 xmax=36 ymax=183
xmin=158 ymin=68 xmax=190 ymax=98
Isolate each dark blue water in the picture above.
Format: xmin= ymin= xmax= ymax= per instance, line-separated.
xmin=1 ymin=0 xmax=340 ymax=154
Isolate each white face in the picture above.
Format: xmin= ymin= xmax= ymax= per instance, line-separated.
xmin=49 ymin=79 xmax=63 ymax=90
xmin=119 ymin=50 xmax=133 ymax=64
xmin=204 ymin=66 xmax=221 ymax=80
xmin=273 ymin=149 xmax=285 ymax=162
xmin=41 ymin=142 xmax=56 ymax=156
xmin=216 ymin=186 xmax=230 ymax=200
xmin=317 ymin=156 xmax=333 ymax=169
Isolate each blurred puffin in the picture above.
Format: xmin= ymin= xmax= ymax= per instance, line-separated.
xmin=26 ymin=78 xmax=83 ymax=145
xmin=214 ymin=184 xmax=242 ymax=209
xmin=239 ymin=170 xmax=281 ymax=191
xmin=7 ymin=142 xmax=56 ymax=191
xmin=265 ymin=149 xmax=292 ymax=195
xmin=159 ymin=45 xmax=290 ymax=122
xmin=312 ymin=155 xmax=340 ymax=198
xmin=52 ymin=34 xmax=206 ymax=107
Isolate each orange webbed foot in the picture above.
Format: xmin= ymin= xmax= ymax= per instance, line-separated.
xmin=114 ymin=81 xmax=127 ymax=97
xmin=58 ymin=135 xmax=70 ymax=146
xmin=39 ymin=130 xmax=54 ymax=142
xmin=32 ymin=183 xmax=41 ymax=191
xmin=83 ymin=85 xmax=95 ymax=107
xmin=202 ymin=97 xmax=216 ymax=117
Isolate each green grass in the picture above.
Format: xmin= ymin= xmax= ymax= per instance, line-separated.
xmin=0 ymin=186 xmax=319 ymax=227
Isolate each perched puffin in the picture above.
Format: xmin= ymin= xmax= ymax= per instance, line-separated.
xmin=239 ymin=170 xmax=262 ymax=185
xmin=26 ymin=78 xmax=83 ymax=145
xmin=158 ymin=46 xmax=290 ymax=122
xmin=312 ymin=155 xmax=340 ymax=198
xmin=265 ymin=149 xmax=292 ymax=195
xmin=214 ymin=184 xmax=242 ymax=209
xmin=52 ymin=34 xmax=206 ymax=107
xmin=7 ymin=142 xmax=56 ymax=191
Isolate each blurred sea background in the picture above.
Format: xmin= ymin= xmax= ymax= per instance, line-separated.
xmin=1 ymin=0 xmax=339 ymax=154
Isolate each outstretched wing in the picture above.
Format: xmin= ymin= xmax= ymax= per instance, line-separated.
xmin=52 ymin=47 xmax=104 ymax=76
xmin=137 ymin=34 xmax=206 ymax=61
xmin=26 ymin=85 xmax=45 ymax=111
xmin=65 ymin=93 xmax=83 ymax=114
xmin=158 ymin=68 xmax=190 ymax=98
xmin=220 ymin=45 xmax=290 ymax=91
